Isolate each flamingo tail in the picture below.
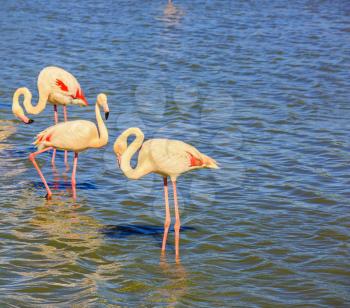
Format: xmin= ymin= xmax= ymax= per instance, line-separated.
xmin=33 ymin=131 xmax=52 ymax=150
xmin=202 ymin=154 xmax=219 ymax=169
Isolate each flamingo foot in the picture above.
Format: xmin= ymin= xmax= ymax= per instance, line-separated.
xmin=45 ymin=193 xmax=52 ymax=200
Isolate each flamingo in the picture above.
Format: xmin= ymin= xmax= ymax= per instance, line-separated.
xmin=113 ymin=127 xmax=219 ymax=261
xmin=12 ymin=66 xmax=89 ymax=165
xmin=29 ymin=93 xmax=109 ymax=200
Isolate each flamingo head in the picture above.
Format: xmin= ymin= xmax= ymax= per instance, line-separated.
xmin=113 ymin=128 xmax=143 ymax=168
xmin=97 ymin=93 xmax=109 ymax=120
xmin=113 ymin=139 xmax=127 ymax=168
xmin=113 ymin=143 xmax=126 ymax=168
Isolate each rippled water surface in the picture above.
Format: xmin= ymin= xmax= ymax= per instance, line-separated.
xmin=0 ymin=0 xmax=350 ymax=306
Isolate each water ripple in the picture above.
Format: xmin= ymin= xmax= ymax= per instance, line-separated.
xmin=0 ymin=0 xmax=349 ymax=306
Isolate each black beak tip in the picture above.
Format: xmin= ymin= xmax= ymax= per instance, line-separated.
xmin=26 ymin=119 xmax=34 ymax=124
xmin=105 ymin=112 xmax=109 ymax=120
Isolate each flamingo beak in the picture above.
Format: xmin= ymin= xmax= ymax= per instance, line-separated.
xmin=105 ymin=111 xmax=109 ymax=120
xmin=18 ymin=114 xmax=34 ymax=124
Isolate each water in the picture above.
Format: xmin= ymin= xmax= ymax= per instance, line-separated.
xmin=0 ymin=0 xmax=350 ymax=306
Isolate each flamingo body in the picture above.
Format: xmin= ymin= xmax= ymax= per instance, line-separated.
xmin=44 ymin=66 xmax=88 ymax=107
xmin=34 ymin=120 xmax=101 ymax=152
xmin=134 ymin=138 xmax=218 ymax=180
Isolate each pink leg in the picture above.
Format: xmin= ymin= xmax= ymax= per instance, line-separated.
xmin=51 ymin=105 xmax=58 ymax=166
xmin=29 ymin=147 xmax=53 ymax=199
xmin=63 ymin=105 xmax=69 ymax=168
xmin=71 ymin=152 xmax=78 ymax=199
xmin=161 ymin=177 xmax=171 ymax=253
xmin=172 ymin=179 xmax=181 ymax=262
xmin=51 ymin=149 xmax=56 ymax=166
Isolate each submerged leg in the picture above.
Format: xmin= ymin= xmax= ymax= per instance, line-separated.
xmin=172 ymin=179 xmax=181 ymax=262
xmin=29 ymin=147 xmax=54 ymax=199
xmin=51 ymin=105 xmax=58 ymax=166
xmin=63 ymin=105 xmax=69 ymax=167
xmin=161 ymin=177 xmax=171 ymax=253
xmin=71 ymin=152 xmax=78 ymax=199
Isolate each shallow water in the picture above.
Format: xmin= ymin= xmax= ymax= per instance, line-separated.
xmin=0 ymin=0 xmax=350 ymax=306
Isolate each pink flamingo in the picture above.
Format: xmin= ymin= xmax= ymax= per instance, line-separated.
xmin=29 ymin=93 xmax=109 ymax=200
xmin=113 ymin=127 xmax=219 ymax=261
xmin=12 ymin=66 xmax=89 ymax=165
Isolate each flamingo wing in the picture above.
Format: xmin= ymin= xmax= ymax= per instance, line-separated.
xmin=55 ymin=79 xmax=69 ymax=92
xmin=144 ymin=138 xmax=219 ymax=175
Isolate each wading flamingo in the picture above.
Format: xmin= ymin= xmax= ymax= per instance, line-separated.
xmin=29 ymin=93 xmax=109 ymax=200
xmin=12 ymin=66 xmax=89 ymax=165
xmin=113 ymin=127 xmax=219 ymax=261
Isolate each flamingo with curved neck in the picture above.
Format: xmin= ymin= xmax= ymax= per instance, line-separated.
xmin=114 ymin=127 xmax=219 ymax=261
xmin=29 ymin=93 xmax=109 ymax=200
xmin=12 ymin=66 xmax=89 ymax=165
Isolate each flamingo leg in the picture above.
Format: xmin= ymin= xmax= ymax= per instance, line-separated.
xmin=63 ymin=105 xmax=69 ymax=168
xmin=161 ymin=177 xmax=171 ymax=253
xmin=29 ymin=147 xmax=54 ymax=199
xmin=172 ymin=179 xmax=181 ymax=262
xmin=51 ymin=105 xmax=58 ymax=166
xmin=54 ymin=104 xmax=59 ymax=124
xmin=71 ymin=152 xmax=78 ymax=200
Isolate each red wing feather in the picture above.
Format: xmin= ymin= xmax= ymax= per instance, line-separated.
xmin=46 ymin=134 xmax=52 ymax=142
xmin=56 ymin=79 xmax=69 ymax=92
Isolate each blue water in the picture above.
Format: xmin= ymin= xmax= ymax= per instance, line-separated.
xmin=0 ymin=0 xmax=350 ymax=306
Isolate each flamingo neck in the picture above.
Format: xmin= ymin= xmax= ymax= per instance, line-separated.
xmin=12 ymin=87 xmax=48 ymax=122
xmin=120 ymin=128 xmax=146 ymax=180
xmin=93 ymin=103 xmax=108 ymax=147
